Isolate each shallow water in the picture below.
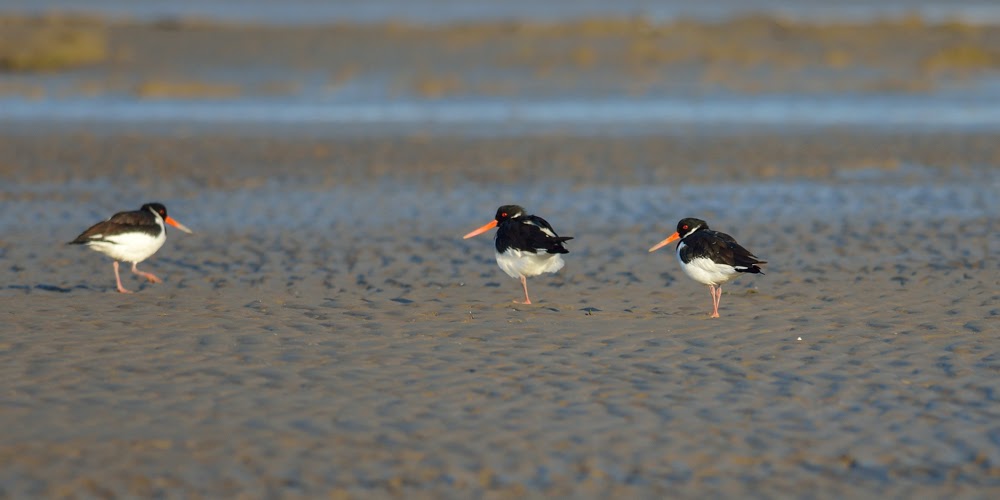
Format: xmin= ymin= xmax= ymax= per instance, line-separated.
xmin=5 ymin=92 xmax=1000 ymax=132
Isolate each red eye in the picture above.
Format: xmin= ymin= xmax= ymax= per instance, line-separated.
xmin=682 ymin=225 xmax=688 ymax=230
xmin=501 ymin=212 xmax=507 ymax=217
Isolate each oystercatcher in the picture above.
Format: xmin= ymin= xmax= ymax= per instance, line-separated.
xmin=463 ymin=205 xmax=573 ymax=304
xmin=649 ymin=217 xmax=765 ymax=318
xmin=69 ymin=203 xmax=193 ymax=293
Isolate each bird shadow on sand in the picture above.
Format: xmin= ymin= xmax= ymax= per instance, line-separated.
xmin=5 ymin=283 xmax=91 ymax=293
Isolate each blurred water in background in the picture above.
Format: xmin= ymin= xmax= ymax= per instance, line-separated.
xmin=3 ymin=93 xmax=1000 ymax=134
xmin=2 ymin=0 xmax=1000 ymax=132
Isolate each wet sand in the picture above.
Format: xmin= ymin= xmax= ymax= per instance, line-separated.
xmin=2 ymin=9 xmax=1000 ymax=498
xmin=1 ymin=127 xmax=998 ymax=497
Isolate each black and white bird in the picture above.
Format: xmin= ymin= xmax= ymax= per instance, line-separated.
xmin=69 ymin=203 xmax=193 ymax=293
xmin=649 ymin=217 xmax=765 ymax=318
xmin=463 ymin=204 xmax=573 ymax=304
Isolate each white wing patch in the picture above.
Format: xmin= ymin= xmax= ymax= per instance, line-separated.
xmin=523 ymin=218 xmax=557 ymax=238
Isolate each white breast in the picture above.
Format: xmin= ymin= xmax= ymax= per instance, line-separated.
xmin=86 ymin=229 xmax=166 ymax=263
xmin=676 ymin=242 xmax=738 ymax=286
xmin=495 ymin=248 xmax=565 ymax=279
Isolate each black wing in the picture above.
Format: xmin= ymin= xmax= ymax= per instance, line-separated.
xmin=711 ymin=230 xmax=766 ymax=273
xmin=682 ymin=230 xmax=765 ymax=274
xmin=69 ymin=210 xmax=159 ymax=244
xmin=496 ymin=215 xmax=573 ymax=254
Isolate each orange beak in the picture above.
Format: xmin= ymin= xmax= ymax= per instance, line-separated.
xmin=165 ymin=216 xmax=193 ymax=234
xmin=463 ymin=219 xmax=497 ymax=239
xmin=648 ymin=231 xmax=679 ymax=252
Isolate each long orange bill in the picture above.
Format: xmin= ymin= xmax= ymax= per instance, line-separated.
xmin=165 ymin=216 xmax=193 ymax=234
xmin=463 ymin=219 xmax=497 ymax=239
xmin=648 ymin=232 xmax=680 ymax=252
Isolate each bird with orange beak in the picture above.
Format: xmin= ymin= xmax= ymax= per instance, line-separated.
xmin=463 ymin=205 xmax=573 ymax=304
xmin=649 ymin=217 xmax=765 ymax=318
xmin=70 ymin=203 xmax=193 ymax=293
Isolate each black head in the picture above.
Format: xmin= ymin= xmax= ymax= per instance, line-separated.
xmin=677 ymin=217 xmax=708 ymax=239
xmin=142 ymin=203 xmax=168 ymax=219
xmin=495 ymin=205 xmax=525 ymax=223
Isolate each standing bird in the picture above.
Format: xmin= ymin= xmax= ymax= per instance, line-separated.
xmin=70 ymin=203 xmax=193 ymax=293
xmin=463 ymin=205 xmax=573 ymax=304
xmin=649 ymin=217 xmax=765 ymax=318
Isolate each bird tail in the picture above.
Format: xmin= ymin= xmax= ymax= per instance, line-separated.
xmin=546 ymin=236 xmax=574 ymax=254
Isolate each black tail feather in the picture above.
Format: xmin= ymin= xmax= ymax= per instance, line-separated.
xmin=546 ymin=236 xmax=573 ymax=254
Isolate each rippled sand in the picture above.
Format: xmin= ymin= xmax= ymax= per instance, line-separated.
xmin=1 ymin=129 xmax=998 ymax=497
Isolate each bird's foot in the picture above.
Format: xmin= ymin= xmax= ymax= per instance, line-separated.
xmin=117 ymin=286 xmax=134 ymax=294
xmin=131 ymin=263 xmax=162 ymax=283
xmin=141 ymin=273 xmax=162 ymax=284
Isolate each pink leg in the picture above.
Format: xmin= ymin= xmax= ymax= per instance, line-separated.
xmin=113 ymin=261 xmax=133 ymax=294
xmin=710 ymin=285 xmax=722 ymax=318
xmin=131 ymin=262 xmax=161 ymax=284
xmin=514 ymin=275 xmax=532 ymax=305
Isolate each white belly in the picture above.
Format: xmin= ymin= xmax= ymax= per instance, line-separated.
xmin=677 ymin=253 xmax=738 ymax=286
xmin=85 ymin=231 xmax=166 ymax=263
xmin=495 ymin=249 xmax=565 ymax=279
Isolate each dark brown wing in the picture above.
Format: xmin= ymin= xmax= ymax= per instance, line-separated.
xmin=69 ymin=209 xmax=159 ymax=244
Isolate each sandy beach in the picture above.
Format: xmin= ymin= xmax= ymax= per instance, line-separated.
xmin=1 ymin=8 xmax=999 ymax=498
xmin=2 ymin=127 xmax=997 ymax=497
